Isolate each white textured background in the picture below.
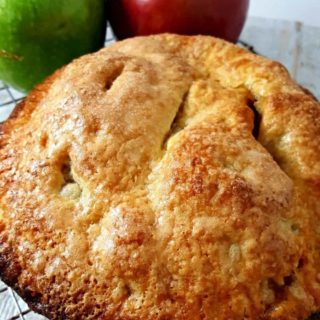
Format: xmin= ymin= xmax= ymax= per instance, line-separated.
xmin=249 ymin=0 xmax=320 ymax=27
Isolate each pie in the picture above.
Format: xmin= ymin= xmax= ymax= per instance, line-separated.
xmin=0 ymin=34 xmax=320 ymax=319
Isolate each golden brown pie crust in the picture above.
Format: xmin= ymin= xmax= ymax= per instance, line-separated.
xmin=0 ymin=34 xmax=320 ymax=319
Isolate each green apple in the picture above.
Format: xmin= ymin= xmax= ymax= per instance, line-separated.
xmin=0 ymin=0 xmax=106 ymax=92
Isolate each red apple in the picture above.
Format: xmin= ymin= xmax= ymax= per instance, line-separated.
xmin=107 ymin=0 xmax=249 ymax=43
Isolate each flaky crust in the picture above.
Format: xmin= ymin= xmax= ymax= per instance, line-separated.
xmin=0 ymin=34 xmax=320 ymax=320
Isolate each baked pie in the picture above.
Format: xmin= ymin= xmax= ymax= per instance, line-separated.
xmin=0 ymin=34 xmax=320 ymax=319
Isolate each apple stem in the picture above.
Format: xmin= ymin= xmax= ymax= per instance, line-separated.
xmin=0 ymin=50 xmax=24 ymax=61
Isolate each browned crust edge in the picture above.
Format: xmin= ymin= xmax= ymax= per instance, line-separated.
xmin=0 ymin=67 xmax=69 ymax=320
xmin=0 ymin=68 xmax=65 ymax=144
xmin=0 ymin=242 xmax=61 ymax=319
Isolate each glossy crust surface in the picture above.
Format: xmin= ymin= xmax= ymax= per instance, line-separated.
xmin=0 ymin=34 xmax=320 ymax=320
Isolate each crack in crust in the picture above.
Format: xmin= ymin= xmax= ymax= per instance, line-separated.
xmin=0 ymin=34 xmax=320 ymax=320
xmin=162 ymin=88 xmax=190 ymax=149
